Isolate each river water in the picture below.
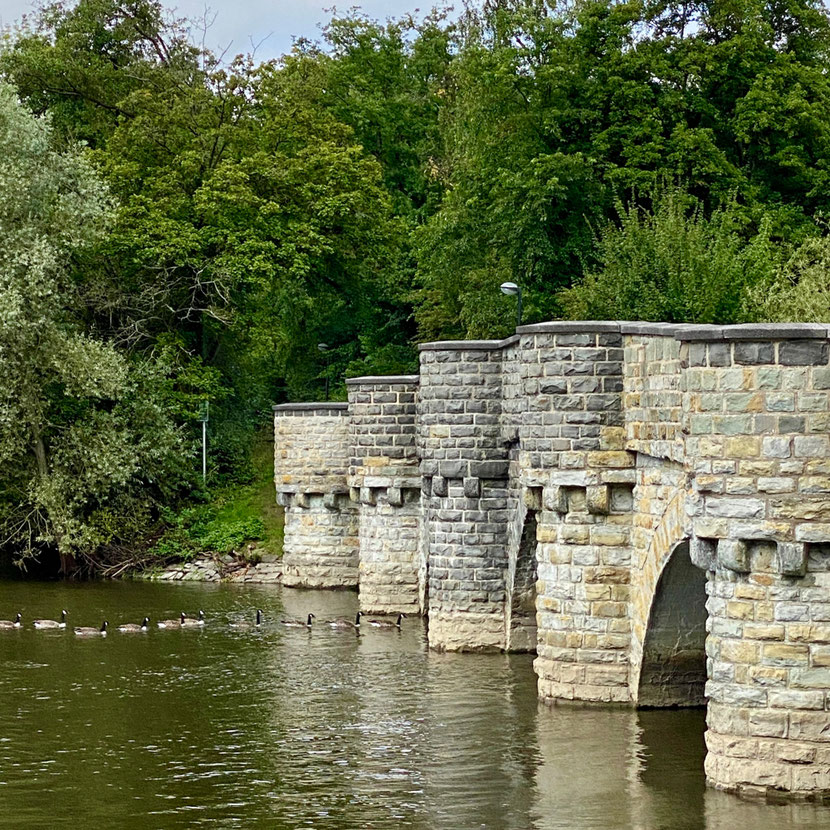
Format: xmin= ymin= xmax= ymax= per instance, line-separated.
xmin=0 ymin=580 xmax=829 ymax=829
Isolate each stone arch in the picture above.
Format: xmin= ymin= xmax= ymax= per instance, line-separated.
xmin=629 ymin=480 xmax=706 ymax=707
xmin=636 ymin=540 xmax=707 ymax=707
xmin=504 ymin=485 xmax=539 ymax=653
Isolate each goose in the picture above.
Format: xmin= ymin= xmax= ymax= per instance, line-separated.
xmin=280 ymin=613 xmax=315 ymax=628
xmin=74 ymin=621 xmax=107 ymax=637
xmin=157 ymin=612 xmax=186 ymax=629
xmin=181 ymin=610 xmax=205 ymax=628
xmin=367 ymin=613 xmax=406 ymax=629
xmin=230 ymin=609 xmax=263 ymax=629
xmin=0 ymin=613 xmax=22 ymax=629
xmin=33 ymin=610 xmax=67 ymax=630
xmin=328 ymin=611 xmax=363 ymax=630
xmin=118 ymin=617 xmax=150 ymax=633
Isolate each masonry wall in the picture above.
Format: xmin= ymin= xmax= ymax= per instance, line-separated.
xmin=347 ymin=376 xmax=422 ymax=614
xmin=273 ymin=404 xmax=358 ymax=588
xmin=417 ymin=341 xmax=512 ymax=651
xmin=681 ymin=326 xmax=830 ymax=799
xmin=515 ymin=323 xmax=634 ymax=703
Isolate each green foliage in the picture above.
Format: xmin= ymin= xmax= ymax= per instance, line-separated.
xmin=750 ymin=232 xmax=830 ymax=322
xmin=4 ymin=0 xmax=830 ymax=571
xmin=0 ymin=82 xmax=191 ymax=568
xmin=153 ymin=432 xmax=281 ymax=560
xmin=560 ymin=187 xmax=779 ymax=323
xmin=415 ymin=0 xmax=830 ymax=337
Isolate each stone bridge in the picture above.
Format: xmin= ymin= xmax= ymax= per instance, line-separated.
xmin=274 ymin=321 xmax=830 ymax=801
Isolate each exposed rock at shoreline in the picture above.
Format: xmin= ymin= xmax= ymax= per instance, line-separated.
xmin=137 ymin=552 xmax=282 ymax=584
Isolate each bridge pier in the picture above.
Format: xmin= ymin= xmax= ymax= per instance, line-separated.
xmin=347 ymin=376 xmax=422 ymax=615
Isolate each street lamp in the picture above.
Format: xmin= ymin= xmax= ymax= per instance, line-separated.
xmin=317 ymin=342 xmax=330 ymax=401
xmin=500 ymin=282 xmax=523 ymax=329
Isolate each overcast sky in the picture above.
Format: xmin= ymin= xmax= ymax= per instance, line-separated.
xmin=0 ymin=0 xmax=432 ymax=62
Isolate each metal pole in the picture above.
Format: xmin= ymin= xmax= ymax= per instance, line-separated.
xmin=324 ymin=355 xmax=330 ymax=401
xmin=202 ymin=420 xmax=207 ymax=482
xmin=516 ymin=287 xmax=523 ymax=329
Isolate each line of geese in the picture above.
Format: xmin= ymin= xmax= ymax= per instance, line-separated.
xmin=0 ymin=610 xmax=404 ymax=636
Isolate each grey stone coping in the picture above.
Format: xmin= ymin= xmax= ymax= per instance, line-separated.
xmin=418 ymin=335 xmax=519 ymax=351
xmin=619 ymin=322 xmax=689 ymax=336
xmin=272 ymin=402 xmax=349 ymax=412
xmin=515 ymin=320 xmax=622 ymax=334
xmin=345 ymin=375 xmax=420 ymax=385
xmin=420 ymin=320 xmax=830 ymax=347
xmin=675 ymin=323 xmax=830 ymax=341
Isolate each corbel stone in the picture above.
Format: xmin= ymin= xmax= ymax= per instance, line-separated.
xmin=387 ymin=486 xmax=403 ymax=507
xmin=463 ymin=477 xmax=481 ymax=498
xmin=349 ymin=486 xmax=360 ymax=503
xmin=777 ymin=541 xmax=808 ymax=577
xmin=690 ymin=537 xmax=718 ymax=571
xmin=544 ymin=485 xmax=569 ymax=514
xmin=276 ymin=491 xmax=291 ymax=508
xmin=718 ymin=538 xmax=750 ymax=573
xmin=586 ymin=485 xmax=610 ymax=515
xmin=439 ymin=460 xmax=468 ymax=480
xmin=422 ymin=476 xmax=433 ymax=496
xmin=523 ymin=486 xmax=543 ymax=512
xmin=359 ymin=486 xmax=377 ymax=506
xmin=432 ymin=475 xmax=448 ymax=497
xmin=323 ymin=492 xmax=338 ymax=511
xmin=296 ymin=492 xmax=310 ymax=509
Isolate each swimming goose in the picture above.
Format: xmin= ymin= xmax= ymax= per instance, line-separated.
xmin=328 ymin=611 xmax=363 ymax=630
xmin=230 ymin=609 xmax=263 ymax=629
xmin=118 ymin=617 xmax=150 ymax=633
xmin=367 ymin=613 xmax=406 ymax=629
xmin=157 ymin=612 xmax=186 ymax=629
xmin=181 ymin=610 xmax=205 ymax=628
xmin=0 ymin=613 xmax=22 ymax=629
xmin=280 ymin=613 xmax=315 ymax=628
xmin=74 ymin=621 xmax=108 ymax=637
xmin=33 ymin=610 xmax=67 ymax=629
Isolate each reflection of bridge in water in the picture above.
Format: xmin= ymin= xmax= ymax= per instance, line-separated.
xmin=275 ymin=320 xmax=830 ymax=801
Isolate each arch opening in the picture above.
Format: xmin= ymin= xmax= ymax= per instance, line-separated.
xmin=637 ymin=540 xmax=707 ymax=708
xmin=508 ymin=509 xmax=538 ymax=653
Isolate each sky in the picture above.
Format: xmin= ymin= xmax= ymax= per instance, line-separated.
xmin=0 ymin=0 xmax=430 ymax=61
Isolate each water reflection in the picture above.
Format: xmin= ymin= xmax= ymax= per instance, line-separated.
xmin=0 ymin=580 xmax=829 ymax=829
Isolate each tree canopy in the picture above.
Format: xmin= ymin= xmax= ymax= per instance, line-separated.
xmin=3 ymin=0 xmax=830 ymax=568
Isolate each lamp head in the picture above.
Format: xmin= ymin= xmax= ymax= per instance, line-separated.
xmin=317 ymin=342 xmax=329 ymax=352
xmin=500 ymin=282 xmax=520 ymax=296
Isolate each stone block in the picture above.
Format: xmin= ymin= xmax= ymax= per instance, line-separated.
xmin=776 ymin=541 xmax=808 ymax=577
xmin=544 ymin=485 xmax=569 ymax=514
xmin=691 ymin=537 xmax=718 ymax=570
xmin=779 ymin=340 xmax=829 ymax=366
xmin=432 ymin=476 xmax=448 ymax=497
xmin=586 ymin=485 xmax=610 ymax=515
xmin=463 ymin=477 xmax=481 ymax=499
xmin=718 ymin=538 xmax=750 ymax=573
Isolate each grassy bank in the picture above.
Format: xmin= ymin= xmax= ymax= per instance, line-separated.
xmin=151 ymin=433 xmax=283 ymax=567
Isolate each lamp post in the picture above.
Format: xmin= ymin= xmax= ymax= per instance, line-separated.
xmin=317 ymin=342 xmax=330 ymax=401
xmin=500 ymin=281 xmax=523 ymax=329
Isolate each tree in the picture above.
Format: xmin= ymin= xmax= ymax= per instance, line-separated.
xmin=559 ymin=186 xmax=778 ymax=323
xmin=415 ymin=0 xmax=830 ymax=337
xmin=0 ymin=83 xmax=186 ymax=571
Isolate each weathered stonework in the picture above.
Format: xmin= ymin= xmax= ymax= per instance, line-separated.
xmin=347 ymin=376 xmax=422 ymax=614
xmin=273 ymin=403 xmax=358 ymax=588
xmin=274 ymin=320 xmax=830 ymax=801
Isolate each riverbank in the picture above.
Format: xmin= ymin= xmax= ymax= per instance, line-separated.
xmin=137 ymin=551 xmax=283 ymax=584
